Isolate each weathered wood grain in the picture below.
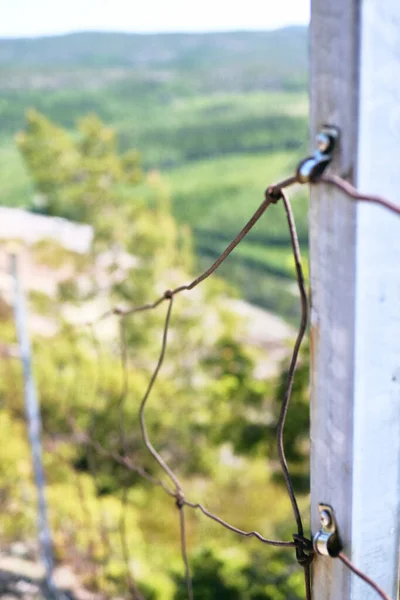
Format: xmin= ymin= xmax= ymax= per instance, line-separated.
xmin=310 ymin=1 xmax=400 ymax=598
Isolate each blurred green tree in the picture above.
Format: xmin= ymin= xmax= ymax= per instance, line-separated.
xmin=173 ymin=546 xmax=305 ymax=600
xmin=17 ymin=110 xmax=141 ymax=222
xmin=2 ymin=109 xmax=311 ymax=598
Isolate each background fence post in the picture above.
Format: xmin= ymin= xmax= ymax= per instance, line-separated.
xmin=310 ymin=1 xmax=400 ymax=598
xmin=9 ymin=253 xmax=56 ymax=595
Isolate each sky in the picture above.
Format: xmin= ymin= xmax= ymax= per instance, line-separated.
xmin=1 ymin=0 xmax=310 ymax=38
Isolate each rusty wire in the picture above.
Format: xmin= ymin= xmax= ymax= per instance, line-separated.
xmin=69 ymin=183 xmax=312 ymax=600
xmin=10 ymin=166 xmax=399 ymax=600
xmin=277 ymin=190 xmax=313 ymax=593
xmin=87 ymin=190 xmax=278 ymax=326
xmin=320 ymin=173 xmax=400 ymax=216
xmin=178 ymin=499 xmax=296 ymax=547
xmin=77 ymin=170 xmax=399 ymax=600
xmin=338 ymin=552 xmax=393 ymax=600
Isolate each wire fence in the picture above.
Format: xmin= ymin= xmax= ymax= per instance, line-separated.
xmin=1 ymin=157 xmax=399 ymax=600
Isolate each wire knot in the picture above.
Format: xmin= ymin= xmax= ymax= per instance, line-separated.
xmin=293 ymin=534 xmax=314 ymax=567
xmin=175 ymin=492 xmax=185 ymax=509
xmin=164 ymin=289 xmax=173 ymax=299
xmin=265 ymin=185 xmax=284 ymax=203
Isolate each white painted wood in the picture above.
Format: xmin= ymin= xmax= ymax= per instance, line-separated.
xmin=310 ymin=2 xmax=359 ymax=598
xmin=352 ymin=2 xmax=400 ymax=598
xmin=310 ymin=1 xmax=400 ymax=598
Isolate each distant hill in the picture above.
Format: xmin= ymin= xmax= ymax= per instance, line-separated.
xmin=0 ymin=28 xmax=307 ymax=72
xmin=0 ymin=28 xmax=307 ymax=99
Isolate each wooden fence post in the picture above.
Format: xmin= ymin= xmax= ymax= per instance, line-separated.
xmin=309 ymin=1 xmax=400 ymax=598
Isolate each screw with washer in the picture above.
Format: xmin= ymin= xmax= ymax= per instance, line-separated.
xmin=316 ymin=132 xmax=331 ymax=153
xmin=320 ymin=509 xmax=332 ymax=528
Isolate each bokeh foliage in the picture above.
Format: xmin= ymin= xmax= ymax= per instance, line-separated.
xmin=0 ymin=111 xmax=310 ymax=598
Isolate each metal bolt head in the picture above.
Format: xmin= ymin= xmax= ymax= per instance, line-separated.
xmin=316 ymin=132 xmax=331 ymax=153
xmin=320 ymin=509 xmax=332 ymax=528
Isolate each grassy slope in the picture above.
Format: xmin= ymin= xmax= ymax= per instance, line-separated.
xmin=0 ymin=29 xmax=309 ymax=320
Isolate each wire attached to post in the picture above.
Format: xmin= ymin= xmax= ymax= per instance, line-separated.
xmin=313 ymin=504 xmax=394 ymax=600
xmin=21 ymin=125 xmax=399 ymax=600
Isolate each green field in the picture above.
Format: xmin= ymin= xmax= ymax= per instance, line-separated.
xmin=0 ymin=28 xmax=309 ymax=320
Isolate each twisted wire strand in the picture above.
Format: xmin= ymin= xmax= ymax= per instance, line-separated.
xmin=273 ymin=189 xmax=308 ymax=538
xmin=87 ymin=193 xmax=275 ymax=325
xmin=79 ymin=428 xmax=296 ymax=545
xmin=320 ymin=174 xmax=400 ymax=216
xmin=138 ymin=296 xmax=183 ymax=493
xmin=39 ymin=170 xmax=400 ymax=599
xmin=68 ymin=185 xmax=311 ymax=598
xmin=338 ymin=552 xmax=392 ymax=600
xmin=304 ymin=563 xmax=312 ymax=600
xmin=181 ymin=500 xmax=296 ymax=547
